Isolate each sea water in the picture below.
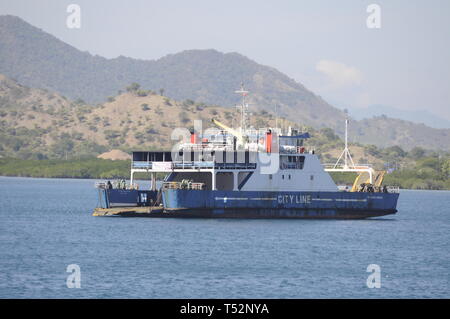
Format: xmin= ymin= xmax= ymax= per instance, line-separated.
xmin=0 ymin=176 xmax=448 ymax=298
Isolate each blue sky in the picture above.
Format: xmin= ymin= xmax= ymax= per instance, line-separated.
xmin=1 ymin=0 xmax=449 ymax=121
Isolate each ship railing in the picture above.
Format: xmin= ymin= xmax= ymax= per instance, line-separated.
xmin=353 ymin=185 xmax=400 ymax=193
xmin=180 ymin=143 xmax=234 ymax=150
xmin=279 ymin=146 xmax=309 ymax=154
xmin=386 ymin=186 xmax=400 ymax=193
xmin=214 ymin=162 xmax=257 ymax=170
xmin=172 ymin=161 xmax=257 ymax=170
xmin=132 ymin=160 xmax=257 ymax=170
xmin=95 ymin=182 xmax=107 ymax=189
xmin=323 ymin=163 xmax=373 ymax=169
xmin=162 ymin=182 xmax=180 ymax=189
xmin=162 ymin=181 xmax=205 ymax=190
xmin=132 ymin=161 xmax=152 ymax=169
xmin=172 ymin=161 xmax=215 ymax=169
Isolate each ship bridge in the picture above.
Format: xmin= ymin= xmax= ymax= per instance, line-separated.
xmin=131 ymin=150 xmax=258 ymax=191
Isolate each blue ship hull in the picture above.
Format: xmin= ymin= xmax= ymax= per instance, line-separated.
xmin=161 ymin=189 xmax=399 ymax=219
xmin=100 ymin=189 xmax=398 ymax=219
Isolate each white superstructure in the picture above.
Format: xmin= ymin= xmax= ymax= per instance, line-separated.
xmin=130 ymin=85 xmax=340 ymax=193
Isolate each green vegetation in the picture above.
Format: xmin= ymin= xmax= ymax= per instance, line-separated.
xmin=0 ymin=154 xmax=448 ymax=189
xmin=0 ymin=157 xmax=167 ymax=180
xmin=126 ymin=82 xmax=140 ymax=92
xmin=163 ymin=97 xmax=172 ymax=106
xmin=179 ymin=111 xmax=190 ymax=124
xmin=384 ymin=157 xmax=450 ymax=189
xmin=0 ymin=158 xmax=129 ymax=179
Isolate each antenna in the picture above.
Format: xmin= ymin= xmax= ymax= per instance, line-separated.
xmin=235 ymin=83 xmax=249 ymax=134
xmin=333 ymin=111 xmax=355 ymax=169
xmin=275 ymin=104 xmax=278 ymax=132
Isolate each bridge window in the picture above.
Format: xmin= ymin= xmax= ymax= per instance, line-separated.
xmin=281 ymin=155 xmax=305 ymax=169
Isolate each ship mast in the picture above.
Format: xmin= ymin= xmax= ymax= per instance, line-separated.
xmin=324 ymin=112 xmax=375 ymax=184
xmin=333 ymin=112 xmax=355 ymax=169
xmin=235 ymin=83 xmax=249 ymax=135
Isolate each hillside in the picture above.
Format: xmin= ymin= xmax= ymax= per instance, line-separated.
xmin=350 ymin=116 xmax=450 ymax=150
xmin=0 ymin=74 xmax=288 ymax=158
xmin=1 ymin=15 xmax=449 ymax=150
xmin=0 ymin=73 xmax=385 ymax=166
xmin=347 ymin=104 xmax=450 ymax=129
xmin=2 ymin=73 xmax=450 ymax=163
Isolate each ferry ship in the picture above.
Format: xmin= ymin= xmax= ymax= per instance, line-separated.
xmin=95 ymin=85 xmax=399 ymax=219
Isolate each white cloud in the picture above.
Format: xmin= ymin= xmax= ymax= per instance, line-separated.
xmin=316 ymin=60 xmax=363 ymax=88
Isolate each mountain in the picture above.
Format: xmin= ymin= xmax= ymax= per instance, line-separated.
xmin=346 ymin=104 xmax=450 ymax=129
xmin=349 ymin=116 xmax=450 ymax=150
xmin=0 ymin=74 xmax=298 ymax=159
xmin=0 ymin=15 xmax=449 ymax=151
xmin=0 ymin=14 xmax=344 ymax=131
xmin=0 ymin=73 xmax=445 ymax=164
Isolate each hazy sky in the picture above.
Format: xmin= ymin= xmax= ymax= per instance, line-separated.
xmin=1 ymin=0 xmax=450 ymax=120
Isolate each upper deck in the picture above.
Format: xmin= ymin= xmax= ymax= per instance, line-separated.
xmin=131 ymin=128 xmax=313 ymax=173
xmin=132 ymin=150 xmax=258 ymax=171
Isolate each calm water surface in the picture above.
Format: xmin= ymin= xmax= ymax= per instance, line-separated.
xmin=0 ymin=176 xmax=449 ymax=298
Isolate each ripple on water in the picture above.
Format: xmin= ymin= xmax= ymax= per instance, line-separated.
xmin=0 ymin=177 xmax=449 ymax=298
